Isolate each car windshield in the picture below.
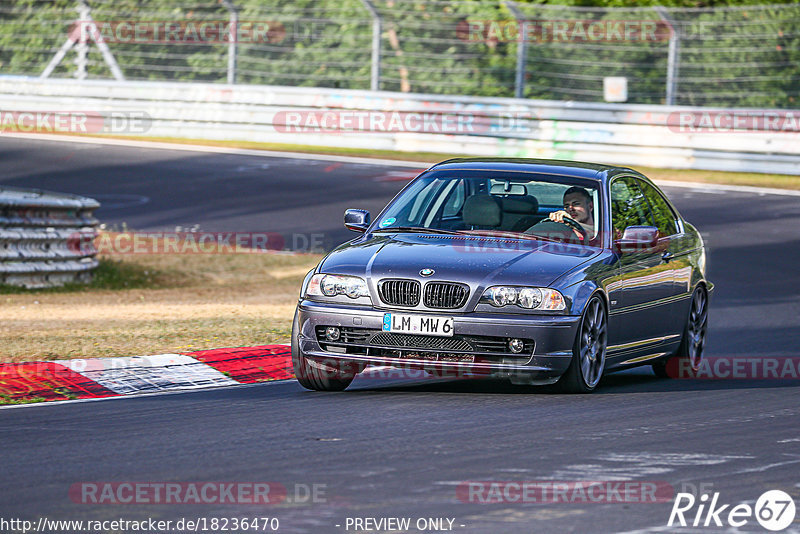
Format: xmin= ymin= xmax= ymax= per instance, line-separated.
xmin=373 ymin=173 xmax=601 ymax=244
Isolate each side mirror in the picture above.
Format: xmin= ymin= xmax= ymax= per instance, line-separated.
xmin=344 ymin=209 xmax=371 ymax=233
xmin=616 ymin=225 xmax=659 ymax=253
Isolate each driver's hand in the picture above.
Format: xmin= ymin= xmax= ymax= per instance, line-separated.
xmin=549 ymin=210 xmax=584 ymax=240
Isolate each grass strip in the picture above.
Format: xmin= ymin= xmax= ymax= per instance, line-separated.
xmin=0 ymin=247 xmax=321 ymax=363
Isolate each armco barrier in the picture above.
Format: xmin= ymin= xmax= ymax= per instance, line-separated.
xmin=1 ymin=77 xmax=799 ymax=175
xmin=0 ymin=186 xmax=100 ymax=288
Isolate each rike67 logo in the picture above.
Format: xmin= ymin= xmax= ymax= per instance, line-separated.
xmin=669 ymin=490 xmax=796 ymax=531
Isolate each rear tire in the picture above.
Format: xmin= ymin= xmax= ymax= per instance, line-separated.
xmin=556 ymin=295 xmax=608 ymax=393
xmin=291 ymin=310 xmax=355 ymax=391
xmin=652 ymin=286 xmax=708 ymax=379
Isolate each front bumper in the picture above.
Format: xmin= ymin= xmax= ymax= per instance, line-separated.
xmin=297 ymin=299 xmax=580 ymax=382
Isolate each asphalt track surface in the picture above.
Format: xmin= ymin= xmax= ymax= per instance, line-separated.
xmin=0 ymin=136 xmax=418 ymax=250
xmin=1 ymin=137 xmax=799 ymax=533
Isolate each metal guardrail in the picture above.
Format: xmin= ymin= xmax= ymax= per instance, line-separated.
xmin=0 ymin=187 xmax=100 ymax=288
xmin=1 ymin=77 xmax=799 ymax=175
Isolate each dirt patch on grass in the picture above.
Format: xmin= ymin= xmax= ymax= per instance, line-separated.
xmin=0 ymin=250 xmax=321 ymax=363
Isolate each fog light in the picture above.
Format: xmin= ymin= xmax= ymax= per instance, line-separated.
xmin=508 ymin=338 xmax=525 ymax=354
xmin=325 ymin=326 xmax=341 ymax=341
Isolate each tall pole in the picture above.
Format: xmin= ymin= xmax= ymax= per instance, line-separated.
xmin=505 ymin=1 xmax=527 ymax=99
xmin=222 ymin=0 xmax=238 ymax=84
xmin=656 ymin=7 xmax=680 ymax=106
xmin=360 ymin=0 xmax=382 ymax=91
xmin=75 ymin=1 xmax=89 ymax=80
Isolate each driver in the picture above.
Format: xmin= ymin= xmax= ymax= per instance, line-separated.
xmin=548 ymin=186 xmax=595 ymax=239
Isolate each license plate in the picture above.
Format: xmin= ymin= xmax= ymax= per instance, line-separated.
xmin=382 ymin=313 xmax=454 ymax=337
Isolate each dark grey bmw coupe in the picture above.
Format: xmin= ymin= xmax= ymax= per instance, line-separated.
xmin=292 ymin=158 xmax=712 ymax=393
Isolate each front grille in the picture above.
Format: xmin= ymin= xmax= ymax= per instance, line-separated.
xmin=369 ymin=332 xmax=472 ymax=351
xmin=315 ymin=327 xmax=534 ymax=358
xmin=424 ymin=282 xmax=469 ymax=309
xmin=379 ymin=279 xmax=420 ymax=307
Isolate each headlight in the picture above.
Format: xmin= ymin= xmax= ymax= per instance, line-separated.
xmin=481 ymin=286 xmax=565 ymax=311
xmin=306 ymin=274 xmax=370 ymax=299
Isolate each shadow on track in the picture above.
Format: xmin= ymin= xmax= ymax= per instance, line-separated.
xmin=340 ymin=368 xmax=800 ymax=396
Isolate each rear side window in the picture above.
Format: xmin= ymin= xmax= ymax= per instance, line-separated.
xmin=610 ymin=177 xmax=651 ymax=236
xmin=638 ymin=180 xmax=679 ymax=237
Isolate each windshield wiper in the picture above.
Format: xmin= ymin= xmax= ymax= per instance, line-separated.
xmin=372 ymin=226 xmax=464 ymax=235
xmin=459 ymin=229 xmax=541 ymax=241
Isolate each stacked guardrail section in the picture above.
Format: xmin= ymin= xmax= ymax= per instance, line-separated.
xmin=0 ymin=187 xmax=100 ymax=288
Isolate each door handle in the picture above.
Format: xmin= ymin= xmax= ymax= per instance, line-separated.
xmin=661 ymin=251 xmax=674 ymax=263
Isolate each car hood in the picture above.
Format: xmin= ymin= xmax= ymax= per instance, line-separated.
xmin=319 ymin=233 xmax=600 ymax=289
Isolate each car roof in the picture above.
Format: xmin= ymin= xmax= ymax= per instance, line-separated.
xmin=429 ymin=158 xmax=639 ymax=182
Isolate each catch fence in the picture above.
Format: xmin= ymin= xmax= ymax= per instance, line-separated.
xmin=1 ymin=1 xmax=798 ymax=108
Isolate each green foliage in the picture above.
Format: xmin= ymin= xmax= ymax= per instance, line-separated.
xmin=0 ymin=394 xmax=48 ymax=405
xmin=1 ymin=0 xmax=797 ymax=107
xmin=0 ymin=258 xmax=167 ymax=294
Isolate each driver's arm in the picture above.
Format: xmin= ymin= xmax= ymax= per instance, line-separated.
xmin=548 ymin=210 xmax=586 ymax=240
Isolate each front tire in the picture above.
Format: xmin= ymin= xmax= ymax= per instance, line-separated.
xmin=556 ymin=295 xmax=608 ymax=393
xmin=652 ymin=286 xmax=708 ymax=378
xmin=291 ymin=310 xmax=355 ymax=391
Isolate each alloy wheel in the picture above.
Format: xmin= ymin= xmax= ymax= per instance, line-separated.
xmin=687 ymin=288 xmax=708 ymax=371
xmin=579 ymin=297 xmax=607 ymax=388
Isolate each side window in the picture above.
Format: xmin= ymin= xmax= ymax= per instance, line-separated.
xmin=638 ymin=180 xmax=678 ymax=237
xmin=610 ymin=177 xmax=651 ymax=237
